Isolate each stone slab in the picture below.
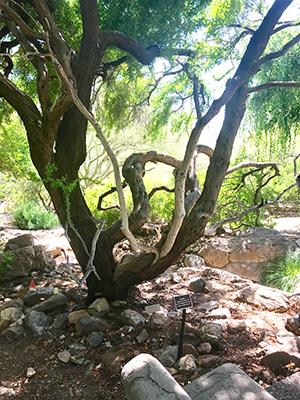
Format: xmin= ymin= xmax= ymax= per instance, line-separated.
xmin=267 ymin=372 xmax=300 ymax=400
xmin=184 ymin=363 xmax=276 ymax=400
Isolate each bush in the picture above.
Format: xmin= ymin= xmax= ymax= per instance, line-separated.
xmin=13 ymin=201 xmax=59 ymax=230
xmin=260 ymin=250 xmax=300 ymax=292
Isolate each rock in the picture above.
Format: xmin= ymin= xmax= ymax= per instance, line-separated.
xmin=198 ymin=355 xmax=219 ymax=368
xmin=267 ymin=372 xmax=300 ymax=400
xmin=197 ymin=342 xmax=212 ymax=355
xmin=111 ymin=300 xmax=127 ymax=307
xmin=0 ymin=298 xmax=24 ymax=310
xmin=4 ymin=234 xmax=34 ymax=251
xmin=1 ymin=325 xmax=25 ymax=340
xmin=207 ymin=307 xmax=231 ymax=319
xmin=0 ymin=387 xmax=15 ymax=397
xmin=148 ymin=311 xmax=169 ymax=330
xmin=51 ymin=313 xmax=67 ymax=330
xmin=4 ymin=246 xmax=35 ymax=280
xmin=261 ymin=336 xmax=300 ymax=370
xmin=177 ymin=354 xmax=197 ymax=372
xmin=32 ymin=294 xmax=67 ymax=313
xmin=24 ymin=310 xmax=48 ymax=336
xmin=0 ymin=319 xmax=10 ymax=333
xmin=86 ymin=331 xmax=104 ymax=348
xmin=68 ymin=309 xmax=89 ymax=325
xmin=237 ymin=285 xmax=290 ymax=311
xmin=2 ymin=241 xmax=55 ymax=280
xmin=184 ymin=363 xmax=276 ymax=400
xmin=144 ymin=304 xmax=163 ymax=314
xmin=57 ymin=350 xmax=71 ymax=363
xmin=196 ymin=301 xmax=219 ymax=313
xmin=121 ymin=309 xmax=146 ymax=327
xmin=184 ymin=254 xmax=205 ymax=269
xmin=285 ymin=316 xmax=300 ymax=336
xmin=198 ymin=323 xmax=223 ymax=346
xmin=101 ymin=345 xmax=133 ymax=373
xmin=88 ymin=297 xmax=110 ymax=316
xmin=0 ymin=307 xmax=23 ymax=322
xmin=122 ymin=353 xmax=191 ymax=400
xmin=136 ymin=329 xmax=149 ymax=344
xmin=24 ymin=287 xmax=54 ymax=306
xmin=227 ymin=319 xmax=247 ymax=334
xmin=171 ymin=332 xmax=200 ymax=347
xmin=158 ymin=344 xmax=199 ymax=368
xmin=26 ymin=367 xmax=36 ymax=378
xmin=75 ymin=315 xmax=110 ymax=336
xmin=188 ymin=278 xmax=206 ymax=293
xmin=199 ymin=228 xmax=293 ymax=282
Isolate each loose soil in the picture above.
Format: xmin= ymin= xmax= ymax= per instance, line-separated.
xmin=0 ymin=225 xmax=299 ymax=399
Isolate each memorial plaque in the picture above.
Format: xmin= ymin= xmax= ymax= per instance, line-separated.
xmin=174 ymin=294 xmax=193 ymax=311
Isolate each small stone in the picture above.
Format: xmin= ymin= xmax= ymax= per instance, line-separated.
xmin=57 ymin=350 xmax=71 ymax=363
xmin=207 ymin=307 xmax=231 ymax=319
xmin=0 ymin=298 xmax=23 ymax=310
xmin=0 ymin=387 xmax=15 ymax=397
xmin=0 ymin=319 xmax=10 ymax=332
xmin=188 ymin=278 xmax=206 ymax=293
xmin=26 ymin=367 xmax=36 ymax=378
xmin=197 ymin=342 xmax=212 ymax=355
xmin=76 ymin=315 xmax=110 ymax=336
xmin=227 ymin=319 xmax=247 ymax=334
xmin=144 ymin=304 xmax=162 ymax=314
xmin=1 ymin=325 xmax=25 ymax=341
xmin=177 ymin=354 xmax=197 ymax=372
xmin=24 ymin=287 xmax=54 ymax=306
xmin=199 ymin=355 xmax=219 ymax=368
xmin=68 ymin=309 xmax=89 ymax=325
xmin=24 ymin=310 xmax=48 ymax=336
xmin=196 ymin=301 xmax=219 ymax=313
xmin=88 ymin=297 xmax=110 ymax=316
xmin=86 ymin=331 xmax=104 ymax=348
xmin=111 ymin=300 xmax=127 ymax=307
xmin=148 ymin=311 xmax=169 ymax=330
xmin=31 ymin=294 xmax=67 ymax=313
xmin=51 ymin=313 xmax=67 ymax=330
xmin=170 ymin=273 xmax=182 ymax=283
xmin=198 ymin=323 xmax=222 ymax=346
xmin=184 ymin=254 xmax=204 ymax=268
xmin=0 ymin=307 xmax=23 ymax=322
xmin=121 ymin=309 xmax=146 ymax=327
xmin=5 ymin=234 xmax=34 ymax=251
xmin=136 ymin=329 xmax=149 ymax=344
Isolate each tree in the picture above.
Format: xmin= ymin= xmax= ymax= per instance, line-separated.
xmin=0 ymin=0 xmax=299 ymax=303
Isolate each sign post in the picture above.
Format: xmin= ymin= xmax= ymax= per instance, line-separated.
xmin=174 ymin=294 xmax=193 ymax=361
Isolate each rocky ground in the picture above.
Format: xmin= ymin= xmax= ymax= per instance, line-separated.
xmin=0 ymin=225 xmax=300 ymax=400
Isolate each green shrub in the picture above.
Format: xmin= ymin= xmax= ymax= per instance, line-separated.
xmin=13 ymin=201 xmax=59 ymax=230
xmin=149 ymin=190 xmax=174 ymax=222
xmin=260 ymin=250 xmax=300 ymax=292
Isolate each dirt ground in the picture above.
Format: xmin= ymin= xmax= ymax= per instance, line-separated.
xmin=0 ymin=225 xmax=299 ymax=399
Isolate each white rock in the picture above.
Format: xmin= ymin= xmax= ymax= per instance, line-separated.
xmin=57 ymin=350 xmax=71 ymax=363
xmin=88 ymin=297 xmax=110 ymax=316
xmin=26 ymin=367 xmax=36 ymax=378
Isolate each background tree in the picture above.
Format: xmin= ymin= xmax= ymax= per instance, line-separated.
xmin=0 ymin=0 xmax=299 ymax=303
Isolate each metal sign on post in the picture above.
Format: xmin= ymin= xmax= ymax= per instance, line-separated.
xmin=173 ymin=294 xmax=193 ymax=361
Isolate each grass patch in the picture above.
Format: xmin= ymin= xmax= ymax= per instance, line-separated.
xmin=260 ymin=250 xmax=300 ymax=292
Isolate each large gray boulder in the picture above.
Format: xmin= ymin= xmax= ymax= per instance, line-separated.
xmin=267 ymin=372 xmax=300 ymax=400
xmin=121 ymin=353 xmax=191 ymax=400
xmin=184 ymin=363 xmax=276 ymax=400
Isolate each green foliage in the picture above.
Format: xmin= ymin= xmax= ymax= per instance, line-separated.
xmin=149 ymin=190 xmax=174 ymax=222
xmin=13 ymin=201 xmax=59 ymax=230
xmin=0 ymin=251 xmax=14 ymax=282
xmin=212 ymin=166 xmax=279 ymax=229
xmin=260 ymin=250 xmax=300 ymax=293
xmin=248 ymin=33 xmax=300 ymax=149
